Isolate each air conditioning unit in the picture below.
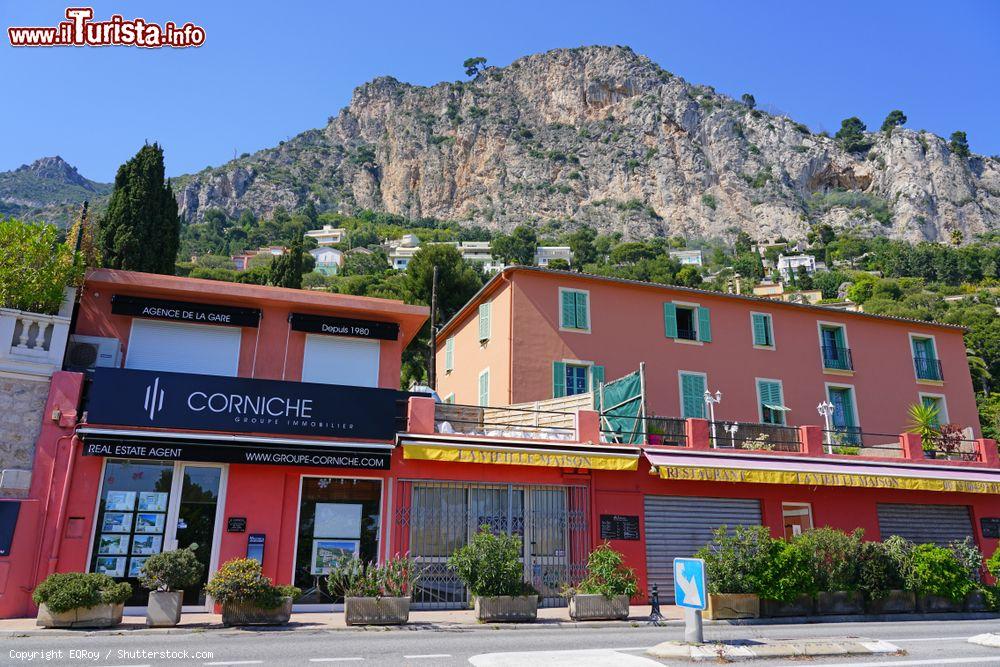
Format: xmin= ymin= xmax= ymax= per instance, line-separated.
xmin=65 ymin=335 xmax=122 ymax=371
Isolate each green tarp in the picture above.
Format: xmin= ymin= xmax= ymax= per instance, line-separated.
xmin=596 ymin=370 xmax=644 ymax=444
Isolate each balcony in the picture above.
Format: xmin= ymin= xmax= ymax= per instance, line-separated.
xmin=821 ymin=344 xmax=853 ymax=371
xmin=0 ymin=288 xmax=74 ymax=379
xmin=914 ymin=357 xmax=944 ymax=381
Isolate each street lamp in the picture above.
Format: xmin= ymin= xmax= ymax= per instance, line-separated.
xmin=817 ymin=400 xmax=835 ymax=452
xmin=704 ymin=390 xmax=722 ymax=443
xmin=723 ymin=422 xmax=739 ymax=449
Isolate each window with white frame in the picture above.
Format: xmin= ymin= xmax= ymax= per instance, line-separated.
xmin=478 ymin=369 xmax=489 ymax=406
xmin=478 ymin=303 xmax=491 ymax=342
xmin=559 ymin=288 xmax=590 ymax=332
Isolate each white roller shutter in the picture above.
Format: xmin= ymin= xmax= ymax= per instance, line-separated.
xmin=125 ymin=319 xmax=241 ymax=377
xmin=877 ymin=503 xmax=974 ymax=546
xmin=302 ymin=334 xmax=380 ymax=387
xmin=644 ymin=495 xmax=762 ymax=598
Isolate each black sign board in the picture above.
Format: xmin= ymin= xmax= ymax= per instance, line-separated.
xmin=289 ymin=313 xmax=399 ymax=341
xmin=227 ymin=517 xmax=248 ymax=533
xmin=82 ymin=436 xmax=392 ymax=470
xmin=0 ymin=501 xmax=20 ymax=556
xmin=600 ymin=514 xmax=640 ymax=541
xmin=111 ymin=295 xmax=260 ymax=328
xmin=982 ymin=517 xmax=1000 ymax=539
xmin=247 ymin=534 xmax=265 ymax=564
xmin=85 ymin=367 xmax=405 ymax=440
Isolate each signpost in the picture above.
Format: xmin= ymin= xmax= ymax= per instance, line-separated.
xmin=673 ymin=557 xmax=706 ymax=644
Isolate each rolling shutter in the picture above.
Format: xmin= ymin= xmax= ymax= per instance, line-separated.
xmin=552 ymin=361 xmax=567 ymax=398
xmin=877 ymin=504 xmax=973 ymax=546
xmin=125 ymin=319 xmax=240 ymax=377
xmin=302 ymin=334 xmax=379 ymax=387
xmin=680 ymin=373 xmax=706 ymax=418
xmin=644 ymin=495 xmax=762 ymax=597
xmin=478 ymin=302 xmax=491 ymax=341
xmin=663 ymin=303 xmax=678 ymax=339
xmin=697 ymin=307 xmax=712 ymax=342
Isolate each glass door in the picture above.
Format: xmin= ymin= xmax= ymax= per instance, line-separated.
xmin=163 ymin=464 xmax=225 ymax=609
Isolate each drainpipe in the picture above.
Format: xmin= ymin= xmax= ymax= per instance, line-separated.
xmin=46 ymin=435 xmax=81 ymax=576
xmin=503 ymin=272 xmax=514 ymax=404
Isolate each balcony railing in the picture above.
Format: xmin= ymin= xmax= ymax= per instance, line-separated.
xmin=433 ymin=402 xmax=576 ymax=440
xmin=821 ymin=344 xmax=853 ymax=371
xmin=677 ymin=327 xmax=697 ymax=341
xmin=712 ymin=421 xmax=802 ymax=452
xmin=914 ymin=357 xmax=944 ymax=381
xmin=823 ymin=429 xmax=905 ymax=457
xmin=601 ymin=414 xmax=687 ymax=446
xmin=0 ymin=288 xmax=74 ymax=379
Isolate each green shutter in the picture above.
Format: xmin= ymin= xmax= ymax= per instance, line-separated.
xmin=697 ymin=307 xmax=712 ymax=342
xmin=478 ymin=302 xmax=491 ymax=341
xmin=552 ymin=361 xmax=567 ymax=398
xmin=680 ymin=373 xmax=706 ymax=418
xmin=830 ymin=387 xmax=856 ymax=428
xmin=479 ymin=371 xmax=489 ymax=406
xmin=921 ymin=395 xmax=942 ymax=425
xmin=590 ymin=365 xmax=605 ymax=391
xmin=560 ymin=291 xmax=574 ymax=328
xmin=445 ymin=337 xmax=454 ymax=371
xmin=752 ymin=313 xmax=770 ymax=346
xmin=757 ymin=379 xmax=785 ymax=424
xmin=575 ymin=292 xmax=589 ymax=330
xmin=913 ymin=337 xmax=935 ymax=360
xmin=663 ymin=302 xmax=678 ymax=338
xmin=833 ymin=326 xmax=846 ymax=350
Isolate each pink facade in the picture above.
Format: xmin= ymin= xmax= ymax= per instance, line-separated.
xmin=436 ymin=267 xmax=979 ymax=438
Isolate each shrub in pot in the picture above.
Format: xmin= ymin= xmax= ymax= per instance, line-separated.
xmin=204 ymin=558 xmax=300 ymax=626
xmin=857 ymin=539 xmax=914 ymax=614
xmin=795 ymin=528 xmax=864 ymax=614
xmin=948 ymin=537 xmax=990 ymax=611
xmin=327 ymin=554 xmax=419 ymax=625
xmin=32 ymin=572 xmax=132 ymax=628
xmin=758 ymin=539 xmax=817 ymax=618
xmin=448 ymin=525 xmax=538 ymax=622
xmin=908 ymin=544 xmax=973 ymax=612
xmin=695 ymin=525 xmax=773 ymax=619
xmin=138 ymin=545 xmax=203 ymax=627
xmin=565 ymin=543 xmax=637 ymax=620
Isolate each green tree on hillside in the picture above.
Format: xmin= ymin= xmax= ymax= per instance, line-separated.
xmin=405 ymin=244 xmax=483 ymax=323
xmin=835 ymin=117 xmax=873 ymax=154
xmin=269 ymin=233 xmax=304 ymax=288
xmin=463 ymin=57 xmax=487 ymax=78
xmin=949 ymin=131 xmax=971 ymax=158
xmin=740 ymin=93 xmax=756 ymax=109
xmin=98 ymin=143 xmax=179 ymax=274
xmin=566 ymin=227 xmax=598 ymax=268
xmin=880 ymin=110 xmax=907 ymax=134
xmin=490 ymin=225 xmax=538 ymax=266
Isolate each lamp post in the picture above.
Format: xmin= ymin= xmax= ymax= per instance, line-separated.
xmin=723 ymin=422 xmax=739 ymax=449
xmin=704 ymin=390 xmax=722 ymax=443
xmin=817 ymin=400 xmax=835 ymax=452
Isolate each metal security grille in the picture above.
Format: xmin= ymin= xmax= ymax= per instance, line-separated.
xmin=877 ymin=503 xmax=974 ymax=546
xmin=644 ymin=495 xmax=762 ymax=598
xmin=392 ymin=481 xmax=590 ymax=609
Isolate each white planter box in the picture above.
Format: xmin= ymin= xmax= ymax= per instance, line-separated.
xmin=146 ymin=591 xmax=184 ymax=627
xmin=568 ymin=594 xmax=630 ymax=620
xmin=474 ymin=595 xmax=538 ymax=623
xmin=221 ymin=596 xmax=293 ymax=626
xmin=344 ymin=596 xmax=410 ymax=625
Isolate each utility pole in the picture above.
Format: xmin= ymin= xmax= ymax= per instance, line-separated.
xmin=427 ymin=265 xmax=438 ymax=390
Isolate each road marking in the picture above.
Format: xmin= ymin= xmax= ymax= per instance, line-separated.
xmin=883 ymin=636 xmax=972 ymax=642
xmin=469 ymin=649 xmax=660 ymax=666
xmin=404 ymin=655 xmax=452 ymax=659
xmin=310 ymin=660 xmax=364 ymax=663
xmin=806 ymin=657 xmax=1000 ymax=667
xmin=203 ymin=662 xmax=264 ymax=666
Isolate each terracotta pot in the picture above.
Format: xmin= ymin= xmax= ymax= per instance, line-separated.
xmin=473 ymin=595 xmax=538 ymax=622
xmin=760 ymin=594 xmax=814 ymax=618
xmin=36 ymin=602 xmax=124 ymax=629
xmin=704 ymin=593 xmax=759 ymax=620
xmin=221 ymin=596 xmax=293 ymax=626
xmin=146 ymin=590 xmax=184 ymax=627
xmin=816 ymin=590 xmax=864 ymax=615
xmin=568 ymin=594 xmax=630 ymax=620
xmin=344 ymin=596 xmax=410 ymax=625
xmin=866 ymin=590 xmax=916 ymax=614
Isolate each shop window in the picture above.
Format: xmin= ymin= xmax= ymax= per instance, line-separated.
xmin=782 ymin=502 xmax=813 ymax=539
xmin=294 ymin=477 xmax=382 ymax=605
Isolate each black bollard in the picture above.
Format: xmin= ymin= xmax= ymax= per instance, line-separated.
xmin=648 ymin=583 xmax=664 ymax=624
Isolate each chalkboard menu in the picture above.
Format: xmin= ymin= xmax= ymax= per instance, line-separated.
xmin=982 ymin=517 xmax=1000 ymax=539
xmin=600 ymin=514 xmax=640 ymax=541
xmin=227 ymin=517 xmax=247 ymax=533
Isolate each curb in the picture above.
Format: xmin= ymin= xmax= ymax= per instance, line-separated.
xmin=705 ymin=611 xmax=1000 ymax=625
xmin=647 ymin=638 xmax=901 ymax=661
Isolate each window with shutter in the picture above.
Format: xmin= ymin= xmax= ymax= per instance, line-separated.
xmin=679 ymin=372 xmax=707 ymax=418
xmin=559 ymin=289 xmax=590 ymax=331
xmin=478 ymin=369 xmax=489 ymax=406
xmin=663 ymin=302 xmax=678 ymax=339
xmin=751 ymin=313 xmax=773 ymax=347
xmin=565 ymin=364 xmax=589 ymax=396
xmin=552 ymin=361 xmax=567 ymax=398
xmin=590 ymin=365 xmax=605 ymax=390
xmin=478 ymin=302 xmax=491 ymax=341
xmin=697 ymin=307 xmax=712 ymax=342
xmin=757 ymin=379 xmax=786 ymax=425
xmin=444 ymin=337 xmax=454 ymax=371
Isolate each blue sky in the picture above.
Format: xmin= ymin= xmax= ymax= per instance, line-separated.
xmin=2 ymin=0 xmax=998 ymax=181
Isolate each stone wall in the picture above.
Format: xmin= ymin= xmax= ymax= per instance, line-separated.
xmin=0 ymin=376 xmax=50 ymax=498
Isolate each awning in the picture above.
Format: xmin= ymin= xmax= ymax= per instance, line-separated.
xmin=764 ymin=404 xmax=791 ymax=412
xmin=645 ymin=450 xmax=1000 ymax=495
xmin=399 ymin=435 xmax=639 ymax=471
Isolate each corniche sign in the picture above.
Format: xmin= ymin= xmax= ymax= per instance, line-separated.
xmin=289 ymin=313 xmax=399 ymax=341
xmin=111 ymin=295 xmax=261 ymax=328
xmin=85 ymin=368 xmax=405 ymax=440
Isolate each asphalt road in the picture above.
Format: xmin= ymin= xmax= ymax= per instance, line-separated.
xmin=5 ymin=619 xmax=1000 ymax=666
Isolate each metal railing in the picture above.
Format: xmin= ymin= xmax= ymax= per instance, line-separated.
xmin=914 ymin=357 xmax=944 ymax=381
xmin=433 ymin=402 xmax=577 ymax=439
xmin=823 ymin=429 xmax=903 ymax=457
xmin=922 ymin=435 xmax=980 ymax=462
xmin=821 ymin=344 xmax=853 ymax=371
xmin=677 ymin=327 xmax=698 ymax=341
xmin=711 ymin=421 xmax=802 ymax=452
xmin=600 ymin=414 xmax=686 ymax=446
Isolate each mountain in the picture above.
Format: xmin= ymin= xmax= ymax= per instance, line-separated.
xmin=0 ymin=156 xmax=111 ymax=227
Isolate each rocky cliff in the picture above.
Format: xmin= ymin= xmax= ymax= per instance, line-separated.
xmin=0 ymin=156 xmax=111 ymax=226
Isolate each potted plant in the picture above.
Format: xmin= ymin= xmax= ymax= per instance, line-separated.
xmin=32 ymin=572 xmax=132 ymax=628
xmin=795 ymin=528 xmax=864 ymax=615
xmin=565 ymin=543 xmax=637 ymax=620
xmin=448 ymin=525 xmax=538 ymax=622
xmin=328 ymin=554 xmax=418 ymax=625
xmin=858 ymin=538 xmax=914 ymax=614
xmin=695 ymin=525 xmax=771 ymax=619
xmin=908 ymin=544 xmax=973 ymax=612
xmin=907 ymin=402 xmax=941 ymax=458
xmin=758 ymin=539 xmax=816 ymax=618
xmin=138 ymin=545 xmax=203 ymax=627
xmin=204 ymin=558 xmax=301 ymax=626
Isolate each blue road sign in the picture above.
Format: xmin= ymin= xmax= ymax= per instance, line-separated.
xmin=673 ymin=557 xmax=706 ymax=610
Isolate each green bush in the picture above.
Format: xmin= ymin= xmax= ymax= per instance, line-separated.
xmin=448 ymin=525 xmax=534 ymax=598
xmin=695 ymin=525 xmax=773 ymax=595
xmin=574 ymin=543 xmax=638 ymax=598
xmin=857 ymin=540 xmax=906 ymax=600
xmin=32 ymin=572 xmax=131 ymax=613
xmin=204 ymin=558 xmax=300 ymax=608
xmin=757 ymin=539 xmax=816 ymax=602
xmin=907 ymin=544 xmax=974 ymax=601
xmin=0 ymin=218 xmax=83 ymax=314
xmin=327 ymin=554 xmax=419 ymax=599
xmin=138 ymin=546 xmax=203 ymax=592
xmin=987 ymin=548 xmax=1000 ymax=580
xmin=794 ymin=527 xmax=863 ymax=592
xmin=948 ymin=537 xmax=984 ymax=584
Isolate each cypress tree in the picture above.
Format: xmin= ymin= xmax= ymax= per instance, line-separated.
xmin=98 ymin=143 xmax=180 ymax=274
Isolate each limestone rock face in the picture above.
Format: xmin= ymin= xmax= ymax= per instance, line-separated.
xmin=174 ymin=46 xmax=1000 ymax=242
